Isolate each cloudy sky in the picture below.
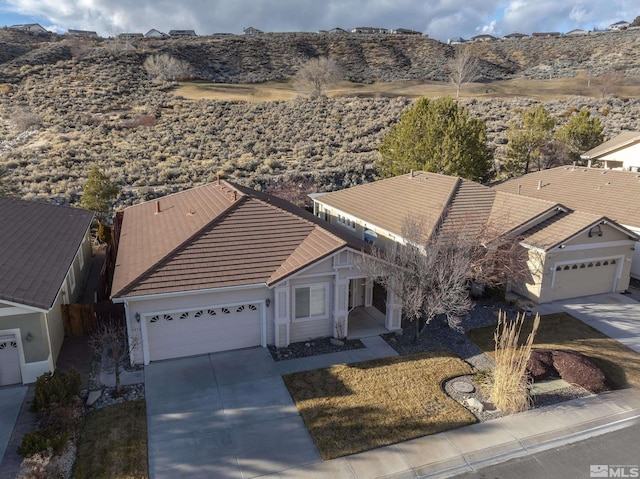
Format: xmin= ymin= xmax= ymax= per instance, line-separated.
xmin=0 ymin=0 xmax=637 ymax=41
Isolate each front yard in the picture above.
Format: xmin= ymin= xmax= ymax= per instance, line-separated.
xmin=283 ymin=351 xmax=477 ymax=459
xmin=72 ymin=400 xmax=148 ymax=479
xmin=468 ymin=312 xmax=640 ymax=389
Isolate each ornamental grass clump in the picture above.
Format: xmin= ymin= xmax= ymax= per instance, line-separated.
xmin=489 ymin=310 xmax=540 ymax=414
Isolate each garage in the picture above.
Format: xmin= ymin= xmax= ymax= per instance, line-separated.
xmin=0 ymin=335 xmax=21 ymax=386
xmin=145 ymin=303 xmax=262 ymax=362
xmin=551 ymin=258 xmax=620 ymax=301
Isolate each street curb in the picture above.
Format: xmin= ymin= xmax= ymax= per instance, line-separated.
xmin=420 ymin=413 xmax=640 ymax=478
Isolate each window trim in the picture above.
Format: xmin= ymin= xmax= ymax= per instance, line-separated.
xmin=293 ymin=282 xmax=330 ymax=322
xmin=337 ymin=213 xmax=357 ymax=231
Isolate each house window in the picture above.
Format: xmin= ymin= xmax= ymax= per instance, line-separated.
xmin=294 ymin=284 xmax=328 ymax=320
xmin=337 ymin=214 xmax=356 ymax=230
xmin=68 ymin=266 xmax=76 ymax=292
xmin=364 ymin=228 xmax=377 ymax=245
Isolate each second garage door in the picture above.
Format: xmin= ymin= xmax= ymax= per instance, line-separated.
xmin=551 ymin=258 xmax=619 ymax=301
xmin=145 ymin=303 xmax=262 ymax=362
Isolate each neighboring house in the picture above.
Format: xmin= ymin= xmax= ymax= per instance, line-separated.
xmin=493 ymin=166 xmax=640 ymax=279
xmin=8 ymin=23 xmax=48 ymax=34
xmin=243 ymin=26 xmax=263 ymax=35
xmin=470 ymin=34 xmax=496 ymax=42
xmin=117 ymin=33 xmax=144 ymax=41
xmin=566 ymin=29 xmax=589 ymax=36
xmin=391 ymin=28 xmax=422 ymax=35
xmin=609 ymin=21 xmax=630 ymax=31
xmin=0 ymin=198 xmax=93 ymax=386
xmin=351 ymin=27 xmax=389 ymax=34
xmin=169 ymin=29 xmax=197 ymax=37
xmin=67 ymin=29 xmax=98 ymax=37
xmin=531 ymin=32 xmax=562 ymax=38
xmin=145 ymin=29 xmax=169 ymax=38
xmin=325 ymin=28 xmax=348 ymax=34
xmin=447 ymin=37 xmax=466 ymax=44
xmin=580 ymin=131 xmax=640 ymax=172
xmin=110 ymin=181 xmax=401 ymax=365
xmin=313 ymin=171 xmax=637 ymax=305
xmin=503 ymin=32 xmax=528 ymax=39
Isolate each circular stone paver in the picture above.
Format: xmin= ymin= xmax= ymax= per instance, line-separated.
xmin=452 ymin=381 xmax=475 ymax=393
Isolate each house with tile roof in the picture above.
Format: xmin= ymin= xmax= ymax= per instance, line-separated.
xmin=111 ymin=180 xmax=401 ymax=365
xmin=8 ymin=23 xmax=49 ymax=34
xmin=493 ymin=165 xmax=640 ymax=280
xmin=581 ymin=131 xmax=640 ymax=172
xmin=313 ymin=171 xmax=637 ymax=305
xmin=0 ymin=198 xmax=94 ymax=385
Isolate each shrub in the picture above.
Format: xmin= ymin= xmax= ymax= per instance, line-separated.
xmin=97 ymin=222 xmax=112 ymax=244
xmin=30 ymin=368 xmax=81 ymax=413
xmin=143 ymin=54 xmax=190 ymax=82
xmin=487 ymin=311 xmax=540 ymax=415
xmin=18 ymin=428 xmax=69 ymax=457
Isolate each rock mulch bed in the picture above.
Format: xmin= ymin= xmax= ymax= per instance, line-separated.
xmin=86 ymin=384 xmax=146 ymax=411
xmin=269 ymin=337 xmax=365 ymax=361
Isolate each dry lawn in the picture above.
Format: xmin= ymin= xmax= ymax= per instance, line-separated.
xmin=468 ymin=312 xmax=640 ymax=390
xmin=72 ymin=400 xmax=148 ymax=479
xmin=283 ymin=351 xmax=476 ymax=460
xmin=175 ymin=74 xmax=640 ymax=102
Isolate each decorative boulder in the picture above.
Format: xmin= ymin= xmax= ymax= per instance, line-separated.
xmin=527 ymin=349 xmax=556 ymax=382
xmin=552 ymin=350 xmax=607 ymax=393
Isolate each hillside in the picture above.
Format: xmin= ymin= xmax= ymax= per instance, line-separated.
xmin=1 ymin=28 xmax=640 ymax=207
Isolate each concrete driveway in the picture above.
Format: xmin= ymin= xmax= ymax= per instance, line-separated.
xmin=0 ymin=386 xmax=26 ymax=464
xmin=537 ymin=292 xmax=640 ymax=353
xmin=145 ymin=347 xmax=321 ymax=479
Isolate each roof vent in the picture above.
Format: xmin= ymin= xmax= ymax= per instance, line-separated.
xmin=537 ymin=180 xmax=542 ymax=190
xmin=410 ymin=169 xmax=414 ymax=178
xmin=155 ymin=201 xmax=161 ymax=214
xmin=518 ymin=185 xmax=522 ymax=195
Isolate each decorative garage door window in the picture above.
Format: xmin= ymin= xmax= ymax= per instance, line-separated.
xmin=0 ymin=341 xmax=17 ymax=350
xmin=147 ymin=304 xmax=260 ymax=324
xmin=555 ymin=259 xmax=616 ymax=271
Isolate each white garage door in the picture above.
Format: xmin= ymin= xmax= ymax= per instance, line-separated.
xmin=552 ymin=258 xmax=619 ymax=301
xmin=146 ymin=303 xmax=262 ymax=362
xmin=0 ymin=335 xmax=21 ymax=386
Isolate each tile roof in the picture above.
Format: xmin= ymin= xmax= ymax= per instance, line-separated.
xmin=492 ymin=166 xmax=640 ymax=229
xmin=487 ymin=192 xmax=561 ymax=236
xmin=581 ymin=131 xmax=640 ymax=159
xmin=0 ymin=198 xmax=94 ymax=310
xmin=520 ymin=210 xmax=607 ymax=251
xmin=111 ymin=181 xmax=364 ymax=298
xmin=316 ymin=172 xmax=462 ymax=238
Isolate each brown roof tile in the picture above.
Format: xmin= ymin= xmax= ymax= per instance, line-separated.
xmin=316 ymin=172 xmax=462 ymax=237
xmin=493 ymin=166 xmax=640 ymax=229
xmin=0 ymin=197 xmax=94 ymax=309
xmin=487 ymin=192 xmax=561 ymax=235
xmin=520 ymin=210 xmax=606 ymax=251
xmin=112 ymin=181 xmax=365 ymax=298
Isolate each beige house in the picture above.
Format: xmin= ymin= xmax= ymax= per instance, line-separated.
xmin=494 ymin=166 xmax=640 ymax=279
xmin=581 ymin=131 xmax=640 ymax=171
xmin=111 ymin=181 xmax=401 ymax=365
xmin=313 ymin=171 xmax=637 ymax=305
xmin=0 ymin=198 xmax=93 ymax=386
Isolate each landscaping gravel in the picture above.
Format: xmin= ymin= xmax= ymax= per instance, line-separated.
xmin=269 ymin=337 xmax=365 ymax=361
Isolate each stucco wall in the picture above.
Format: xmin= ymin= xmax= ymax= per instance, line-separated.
xmin=601 ymin=142 xmax=640 ymax=170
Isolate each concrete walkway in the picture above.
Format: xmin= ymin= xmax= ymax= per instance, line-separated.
xmin=0 ymin=385 xmax=27 ymax=477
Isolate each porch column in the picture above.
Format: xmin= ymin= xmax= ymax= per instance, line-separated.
xmin=385 ymin=282 xmax=402 ymax=331
xmin=364 ymin=280 xmax=373 ymax=307
xmin=334 ymin=279 xmax=349 ymax=338
xmin=274 ymin=286 xmax=290 ymax=347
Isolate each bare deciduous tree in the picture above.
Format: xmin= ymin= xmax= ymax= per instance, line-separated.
xmin=143 ymin=54 xmax=191 ymax=83
xmin=293 ymin=57 xmax=343 ymax=98
xmin=89 ymin=319 xmax=136 ymax=395
xmin=358 ymin=215 xmax=528 ymax=340
xmin=594 ymin=69 xmax=625 ymax=98
xmin=447 ymin=46 xmax=480 ymax=98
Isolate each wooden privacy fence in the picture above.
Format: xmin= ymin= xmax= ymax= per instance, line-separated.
xmin=62 ymin=301 xmax=125 ymax=336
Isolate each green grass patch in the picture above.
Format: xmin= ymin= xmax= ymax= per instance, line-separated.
xmin=283 ymin=351 xmax=476 ymax=460
xmin=72 ymin=400 xmax=148 ymax=479
xmin=468 ymin=312 xmax=640 ymax=390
